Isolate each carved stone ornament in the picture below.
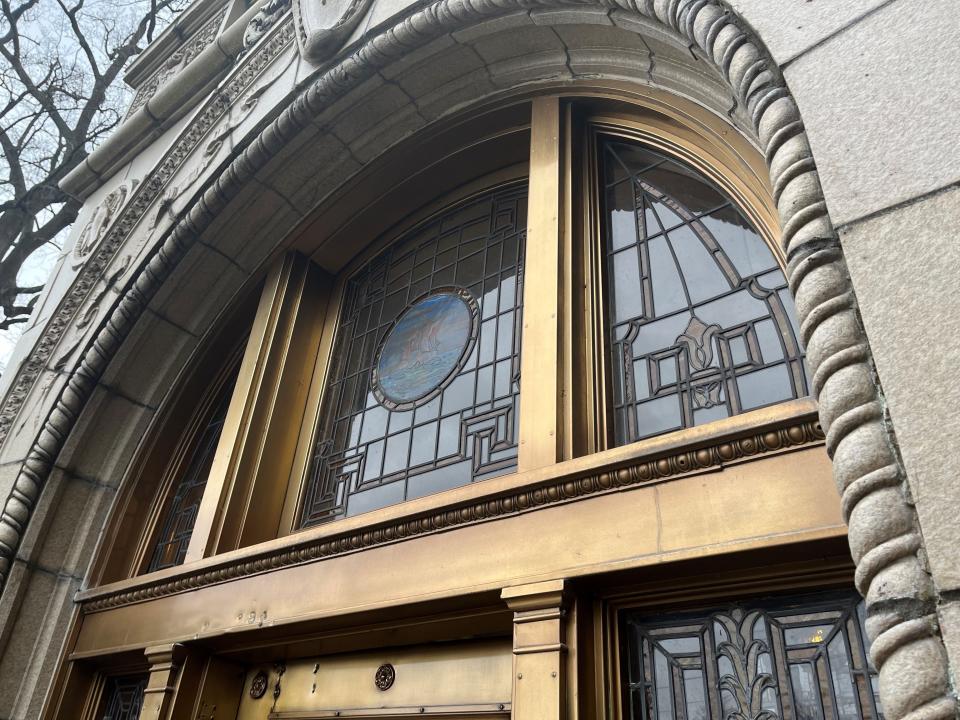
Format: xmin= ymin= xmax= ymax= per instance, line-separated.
xmin=374 ymin=663 xmax=395 ymax=691
xmin=244 ymin=0 xmax=292 ymax=50
xmin=73 ymin=179 xmax=138 ymax=262
xmin=249 ymin=670 xmax=268 ymax=699
xmin=293 ymin=0 xmax=373 ymax=61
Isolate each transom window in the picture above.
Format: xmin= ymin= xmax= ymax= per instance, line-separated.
xmin=622 ymin=590 xmax=882 ymax=720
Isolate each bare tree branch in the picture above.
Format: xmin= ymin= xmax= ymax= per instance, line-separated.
xmin=0 ymin=0 xmax=185 ymax=350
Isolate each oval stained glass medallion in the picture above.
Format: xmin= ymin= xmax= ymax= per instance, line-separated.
xmin=372 ymin=288 xmax=478 ymax=409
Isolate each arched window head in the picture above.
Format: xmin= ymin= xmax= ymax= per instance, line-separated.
xmin=601 ymin=139 xmax=808 ymax=446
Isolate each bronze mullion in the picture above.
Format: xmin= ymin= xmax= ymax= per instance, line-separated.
xmin=518 ymin=96 xmax=564 ymax=471
xmin=581 ymin=122 xmax=614 ymax=454
xmin=186 ymin=253 xmax=333 ymax=560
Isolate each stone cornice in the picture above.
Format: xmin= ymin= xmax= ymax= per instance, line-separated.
xmin=125 ymin=0 xmax=231 ymax=89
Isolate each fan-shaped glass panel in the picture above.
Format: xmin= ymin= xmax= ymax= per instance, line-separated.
xmin=301 ymin=184 xmax=527 ymax=527
xmin=603 ymin=140 xmax=808 ymax=445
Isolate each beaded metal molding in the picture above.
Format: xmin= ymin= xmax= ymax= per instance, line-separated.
xmin=81 ymin=418 xmax=823 ymax=613
xmin=0 ymin=1 xmax=954 ymax=717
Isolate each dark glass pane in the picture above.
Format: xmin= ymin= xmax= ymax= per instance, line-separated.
xmin=622 ymin=590 xmax=883 ymax=720
xmin=301 ymin=184 xmax=527 ymax=527
xmin=100 ymin=674 xmax=147 ymax=720
xmin=602 ymin=139 xmax=808 ymax=445
xmin=146 ymin=368 xmax=238 ymax=573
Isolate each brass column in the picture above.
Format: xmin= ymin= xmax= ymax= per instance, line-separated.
xmin=503 ymin=580 xmax=568 ymax=720
xmin=140 ymin=644 xmax=186 ymax=719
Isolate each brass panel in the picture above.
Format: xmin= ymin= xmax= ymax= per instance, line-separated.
xmin=188 ymin=254 xmax=333 ymax=559
xmin=271 ymin=710 xmax=508 ymax=719
xmin=656 ymin=446 xmax=838 ymax=553
xmin=235 ymin=641 xmax=511 ymax=719
xmin=83 ymin=400 xmax=823 ymax=611
xmin=72 ymin=440 xmax=841 ymax=655
xmin=172 ymin=653 xmax=246 ymax=720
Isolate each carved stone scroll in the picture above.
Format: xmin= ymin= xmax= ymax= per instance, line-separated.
xmin=293 ymin=0 xmax=373 ymax=61
xmin=0 ymin=2 xmax=953 ymax=719
xmin=244 ymin=0 xmax=292 ymax=50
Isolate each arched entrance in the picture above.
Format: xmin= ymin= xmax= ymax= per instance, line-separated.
xmin=0 ymin=2 xmax=949 ymax=719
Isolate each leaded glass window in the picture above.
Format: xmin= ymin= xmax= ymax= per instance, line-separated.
xmin=300 ymin=184 xmax=527 ymax=527
xmin=603 ymin=140 xmax=807 ymax=445
xmin=100 ymin=674 xmax=147 ymax=720
xmin=147 ymin=369 xmax=237 ymax=572
xmin=623 ymin=590 xmax=883 ymax=720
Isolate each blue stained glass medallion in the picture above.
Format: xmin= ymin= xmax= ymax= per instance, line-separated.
xmin=373 ymin=288 xmax=478 ymax=409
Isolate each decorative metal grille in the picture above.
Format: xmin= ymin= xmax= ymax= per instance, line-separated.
xmin=602 ymin=141 xmax=808 ymax=445
xmin=623 ymin=590 xmax=883 ymax=720
xmin=100 ymin=674 xmax=147 ymax=720
xmin=146 ymin=371 xmax=237 ymax=572
xmin=300 ymin=184 xmax=527 ymax=527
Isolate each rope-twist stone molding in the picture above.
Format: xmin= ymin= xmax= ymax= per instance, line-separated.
xmin=0 ymin=0 xmax=953 ymax=717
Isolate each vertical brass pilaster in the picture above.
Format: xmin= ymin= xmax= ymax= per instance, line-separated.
xmin=503 ymin=580 xmax=568 ymax=720
xmin=140 ymin=644 xmax=186 ymax=719
xmin=518 ymin=96 xmax=564 ymax=470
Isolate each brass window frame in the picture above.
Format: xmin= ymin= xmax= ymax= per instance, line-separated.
xmin=118 ymin=87 xmax=811 ymax=566
xmin=572 ymin=103 xmax=784 ymax=455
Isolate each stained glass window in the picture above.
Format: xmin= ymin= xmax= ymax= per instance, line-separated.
xmin=146 ymin=369 xmax=237 ymax=572
xmin=623 ymin=590 xmax=883 ymax=720
xmin=602 ymin=140 xmax=807 ymax=445
xmin=100 ymin=674 xmax=147 ymax=720
xmin=300 ymin=184 xmax=527 ymax=527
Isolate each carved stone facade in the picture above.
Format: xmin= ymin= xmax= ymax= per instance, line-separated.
xmin=0 ymin=1 xmax=957 ymax=719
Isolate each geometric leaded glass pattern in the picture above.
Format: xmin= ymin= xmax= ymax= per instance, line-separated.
xmin=146 ymin=371 xmax=237 ymax=572
xmin=300 ymin=184 xmax=527 ymax=528
xmin=603 ymin=140 xmax=808 ymax=445
xmin=623 ymin=590 xmax=883 ymax=720
xmin=100 ymin=674 xmax=147 ymax=720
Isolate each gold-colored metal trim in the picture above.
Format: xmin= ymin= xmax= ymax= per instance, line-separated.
xmin=79 ymin=399 xmax=823 ymax=612
xmin=270 ymin=704 xmax=510 ymax=718
xmin=187 ymin=253 xmax=334 ymax=559
xmin=518 ymin=96 xmax=563 ymax=471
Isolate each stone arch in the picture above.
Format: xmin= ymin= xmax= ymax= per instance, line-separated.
xmin=0 ymin=1 xmax=953 ymax=718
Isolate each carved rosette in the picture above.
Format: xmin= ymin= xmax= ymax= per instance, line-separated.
xmin=0 ymin=2 xmax=954 ymax=719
